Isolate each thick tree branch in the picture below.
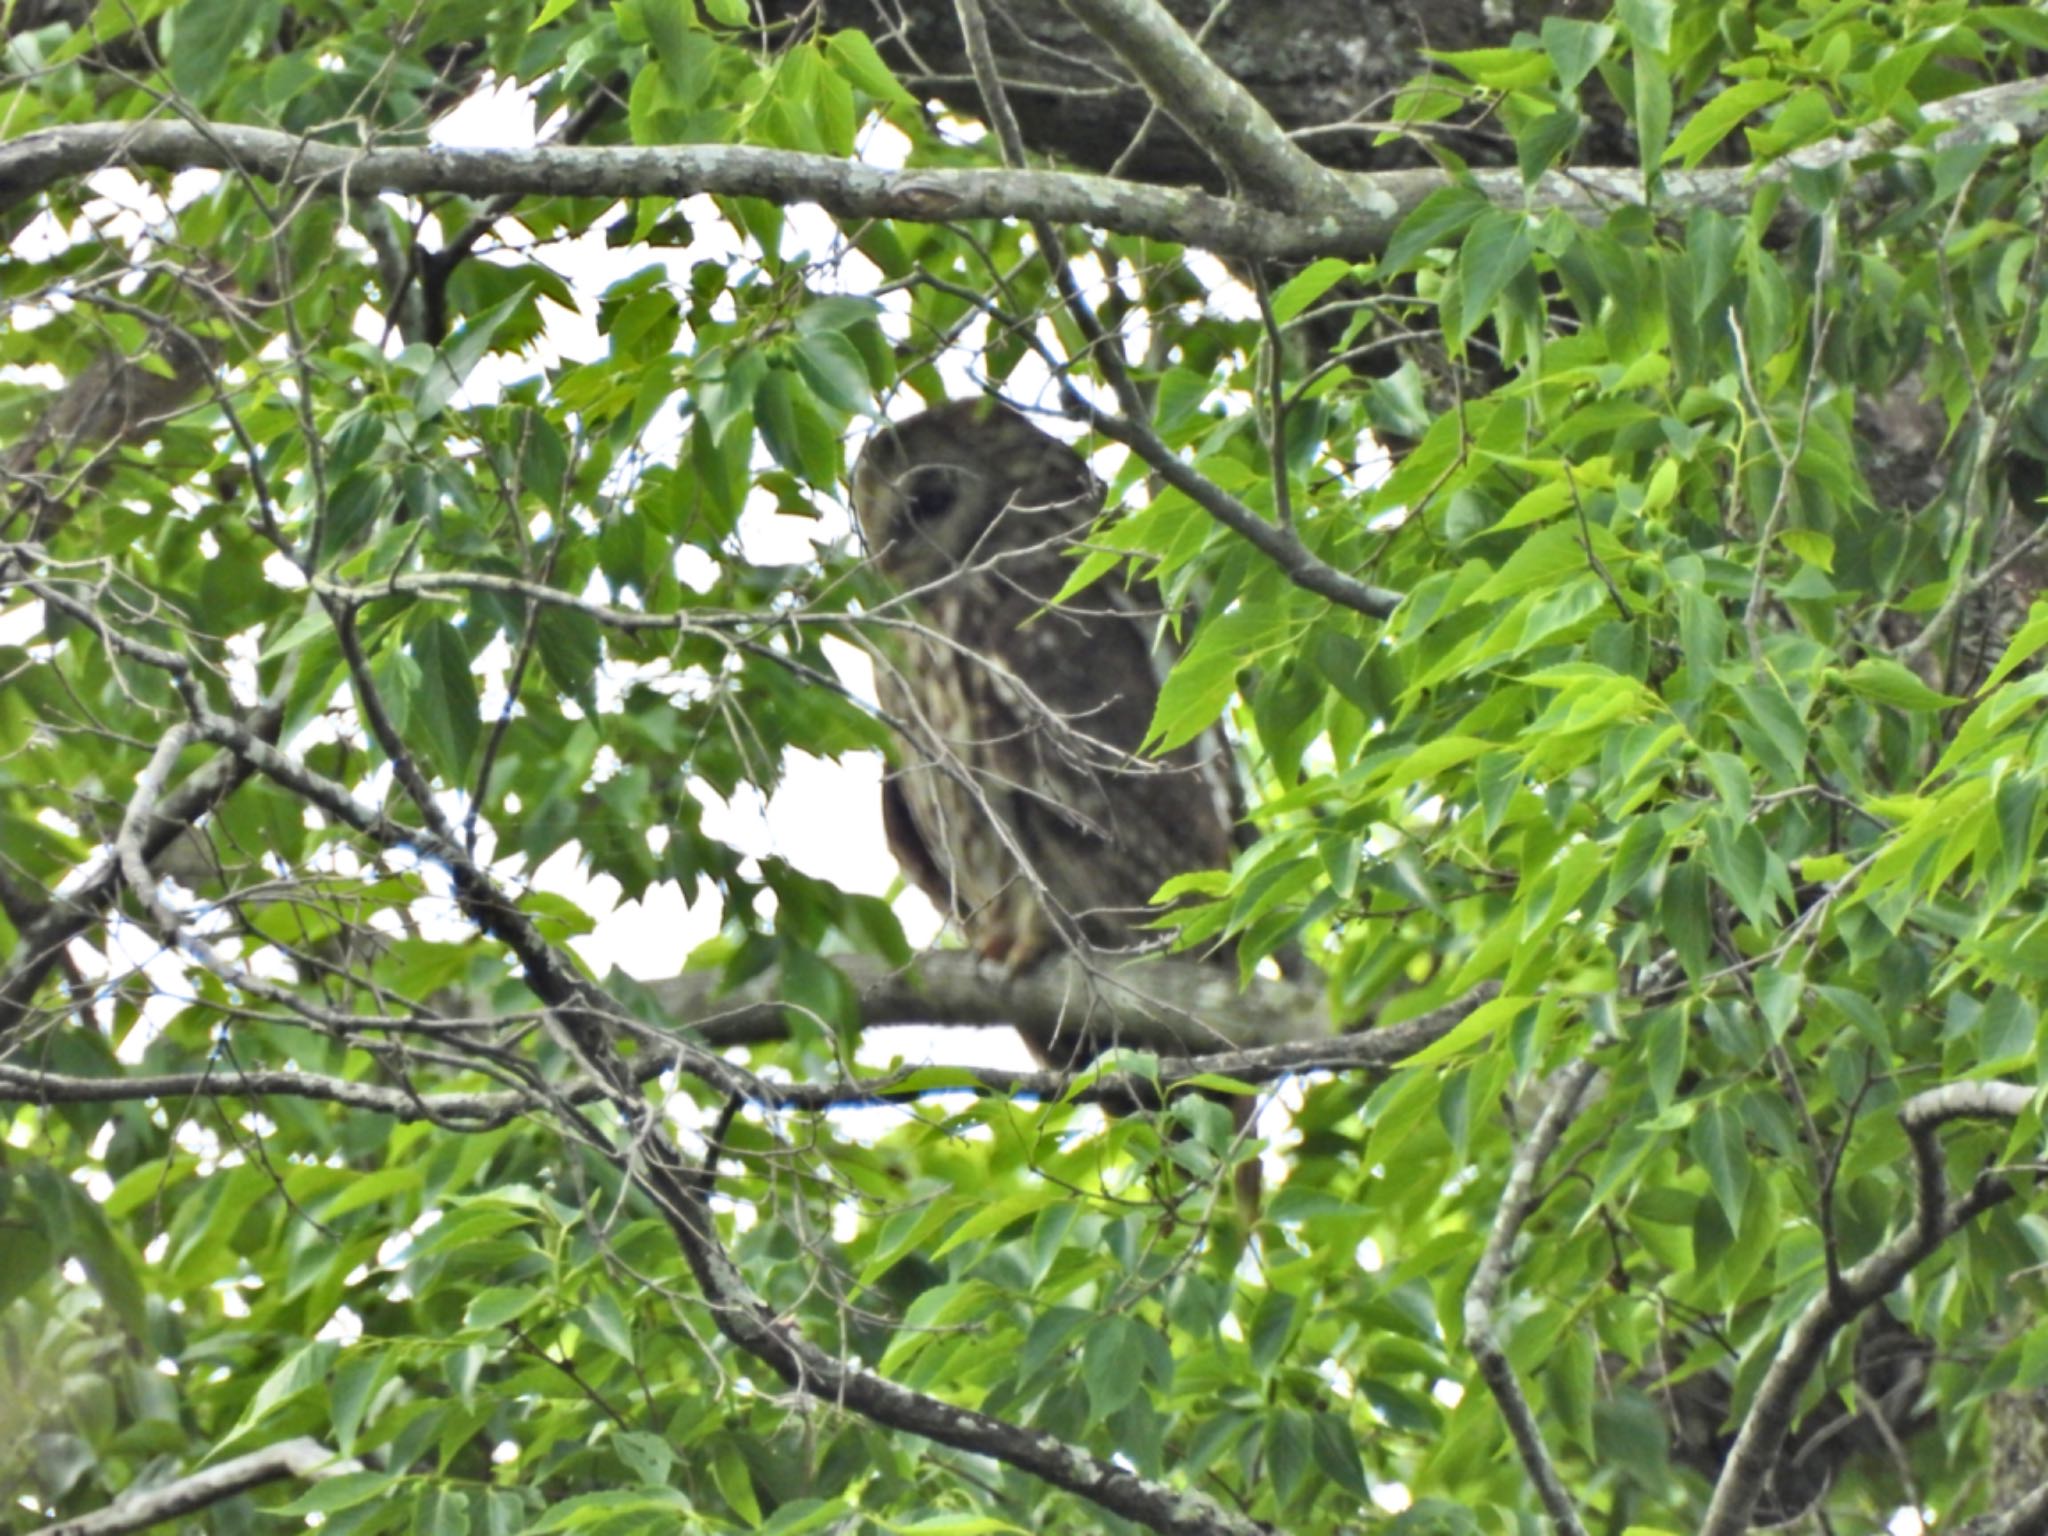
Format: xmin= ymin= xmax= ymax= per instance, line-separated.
xmin=1058 ymin=0 xmax=1350 ymax=210
xmin=23 ymin=1438 xmax=360 ymax=1536
xmin=3 ymin=77 xmax=2042 ymax=263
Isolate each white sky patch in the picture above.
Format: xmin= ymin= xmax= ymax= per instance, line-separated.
xmin=430 ymin=75 xmax=540 ymax=149
xmin=1371 ymin=1483 xmax=1413 ymax=1514
xmin=316 ymin=1305 xmax=364 ymax=1345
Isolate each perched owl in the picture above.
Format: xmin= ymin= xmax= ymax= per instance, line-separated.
xmin=852 ymin=398 xmax=1256 ymax=1206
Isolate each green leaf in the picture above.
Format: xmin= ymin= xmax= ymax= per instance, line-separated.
xmin=1661 ymin=859 xmax=1712 ymax=981
xmin=407 ymin=618 xmax=480 ymax=781
xmin=1978 ymin=6 xmax=2048 ymax=49
xmin=1248 ymin=1290 xmax=1297 ymax=1376
xmin=1632 ymin=52 xmax=1673 ymax=175
xmin=1779 ymin=526 xmax=1833 ymax=571
xmin=756 ymin=364 xmax=838 ymax=484
xmin=1617 ymin=0 xmax=1673 ymax=54
xmin=1383 ymin=186 xmax=1491 ymax=275
xmin=712 ymin=1438 xmax=762 ymax=1525
xmin=1842 ymin=658 xmax=1963 ymax=711
xmin=537 ymin=605 xmax=604 ymax=715
xmin=1451 ymin=210 xmax=1534 ymax=342
xmin=1269 ymin=258 xmax=1355 ymax=324
xmin=161 ymin=0 xmax=259 ymax=102
xmin=1689 ymin=1102 xmax=1749 ymax=1231
xmin=464 ymin=1287 xmax=537 ymax=1329
xmin=791 ymin=329 xmax=872 ymax=415
xmin=779 ymin=946 xmax=860 ymax=1040
xmin=1309 ymin=1411 xmax=1371 ymax=1496
xmin=827 ymin=29 xmax=921 ymax=109
xmin=1084 ymin=1316 xmax=1145 ymax=1416
xmin=1663 ymin=80 xmax=1788 ymax=169
xmin=413 ymin=286 xmax=533 ymax=419
xmin=1398 ymin=993 xmax=1532 ymax=1066
xmin=1541 ymin=16 xmax=1616 ymax=90
xmin=1149 ymin=607 xmax=1289 ymax=752
xmin=1645 ymin=1005 xmax=1687 ymax=1108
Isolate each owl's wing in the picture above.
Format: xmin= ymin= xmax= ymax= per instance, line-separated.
xmin=986 ymin=578 xmax=1237 ymax=868
xmin=881 ymin=765 xmax=952 ymax=912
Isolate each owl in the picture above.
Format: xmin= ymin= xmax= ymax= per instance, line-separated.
xmin=852 ymin=399 xmax=1256 ymax=1202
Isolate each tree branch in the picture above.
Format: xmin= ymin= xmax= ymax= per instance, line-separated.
xmin=1058 ymin=0 xmax=1350 ymax=210
xmin=0 ymin=979 xmax=1482 ymax=1117
xmin=122 ymin=675 xmax=1276 ymax=1535
xmin=2 ymin=76 xmax=2041 ymax=263
xmin=1058 ymin=388 xmax=1404 ymax=618
xmin=1699 ymin=1079 xmax=2031 ymax=1536
xmin=1462 ymin=1055 xmax=1601 ymax=1536
xmin=23 ymin=1438 xmax=360 ymax=1536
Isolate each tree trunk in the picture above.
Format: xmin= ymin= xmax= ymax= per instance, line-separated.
xmin=754 ymin=0 xmax=1629 ymax=184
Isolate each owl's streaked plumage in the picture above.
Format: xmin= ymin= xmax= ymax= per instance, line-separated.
xmin=851 ymin=398 xmax=1240 ymax=1073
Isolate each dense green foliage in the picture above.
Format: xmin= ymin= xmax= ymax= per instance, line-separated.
xmin=3 ymin=1 xmax=2047 ymax=1532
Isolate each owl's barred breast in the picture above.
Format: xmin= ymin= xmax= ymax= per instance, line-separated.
xmin=853 ymin=400 xmax=1237 ymax=978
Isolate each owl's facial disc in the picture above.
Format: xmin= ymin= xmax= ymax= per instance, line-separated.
xmin=902 ymin=465 xmax=963 ymax=527
xmin=873 ymin=462 xmax=989 ymax=579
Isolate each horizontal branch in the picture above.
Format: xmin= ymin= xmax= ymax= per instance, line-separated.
xmin=0 ymin=961 xmax=1482 ymax=1118
xmin=2 ymin=77 xmax=2042 ymax=262
xmin=25 ymin=1438 xmax=359 ymax=1536
xmin=649 ymin=947 xmax=1334 ymax=1052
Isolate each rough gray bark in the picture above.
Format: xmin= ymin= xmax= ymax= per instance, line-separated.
xmin=754 ymin=0 xmax=1625 ymax=185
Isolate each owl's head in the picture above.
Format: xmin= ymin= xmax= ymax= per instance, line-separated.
xmin=851 ymin=399 xmax=1101 ymax=589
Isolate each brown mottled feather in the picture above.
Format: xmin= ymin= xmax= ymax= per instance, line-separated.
xmin=854 ymin=399 xmax=1257 ymax=1212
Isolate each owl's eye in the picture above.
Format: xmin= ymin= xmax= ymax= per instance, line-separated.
xmin=904 ymin=468 xmax=957 ymax=524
